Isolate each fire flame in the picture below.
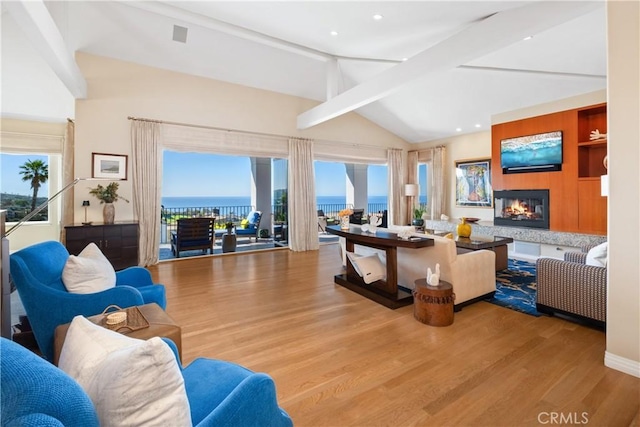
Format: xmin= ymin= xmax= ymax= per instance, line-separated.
xmin=509 ymin=199 xmax=528 ymax=215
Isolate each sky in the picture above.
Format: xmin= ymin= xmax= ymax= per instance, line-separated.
xmin=1 ymin=154 xmax=50 ymax=195
xmin=1 ymin=151 xmax=403 ymax=199
xmin=161 ymin=151 xmax=389 ymax=197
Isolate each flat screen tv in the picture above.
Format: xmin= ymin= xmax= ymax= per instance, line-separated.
xmin=500 ymin=130 xmax=563 ymax=174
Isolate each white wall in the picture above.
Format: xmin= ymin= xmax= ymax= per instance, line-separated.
xmin=73 ymin=52 xmax=409 ymax=223
xmin=605 ymin=0 xmax=640 ymax=378
xmin=411 ymin=131 xmax=492 ymax=222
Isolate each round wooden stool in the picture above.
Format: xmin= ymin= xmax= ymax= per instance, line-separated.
xmin=412 ymin=279 xmax=455 ymax=326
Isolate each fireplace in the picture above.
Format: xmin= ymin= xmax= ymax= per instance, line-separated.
xmin=493 ymin=189 xmax=550 ymax=229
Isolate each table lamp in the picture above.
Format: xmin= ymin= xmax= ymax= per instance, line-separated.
xmin=82 ymin=200 xmax=91 ymax=225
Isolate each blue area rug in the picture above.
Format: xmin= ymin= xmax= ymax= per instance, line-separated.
xmin=489 ymin=259 xmax=540 ymax=317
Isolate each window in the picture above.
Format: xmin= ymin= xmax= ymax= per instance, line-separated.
xmin=0 ymin=153 xmax=51 ymax=223
xmin=418 ymin=163 xmax=430 ymax=212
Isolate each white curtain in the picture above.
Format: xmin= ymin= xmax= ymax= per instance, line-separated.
xmin=430 ymin=146 xmax=446 ymax=219
xmin=387 ymin=149 xmax=403 ymax=226
xmin=288 ymin=138 xmax=319 ymax=252
xmin=163 ymin=123 xmax=288 ymax=157
xmin=406 ymin=151 xmax=418 ymax=224
xmin=131 ymin=120 xmax=162 ymax=266
xmin=60 ymin=119 xmax=75 ymax=243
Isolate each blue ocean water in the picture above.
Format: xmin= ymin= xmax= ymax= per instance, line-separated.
xmin=161 ymin=195 xmax=392 ymax=208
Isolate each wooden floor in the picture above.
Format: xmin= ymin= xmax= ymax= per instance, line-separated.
xmin=149 ymin=244 xmax=639 ymax=427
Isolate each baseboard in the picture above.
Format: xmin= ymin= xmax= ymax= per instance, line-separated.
xmin=604 ymin=351 xmax=640 ymax=378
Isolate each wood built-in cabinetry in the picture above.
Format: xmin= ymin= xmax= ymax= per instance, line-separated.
xmin=577 ymin=104 xmax=607 ymax=234
xmin=65 ymin=222 xmax=139 ymax=270
xmin=492 ymin=103 xmax=607 ymax=235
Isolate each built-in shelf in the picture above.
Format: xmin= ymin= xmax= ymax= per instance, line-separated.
xmin=577 ymin=104 xmax=607 ymax=179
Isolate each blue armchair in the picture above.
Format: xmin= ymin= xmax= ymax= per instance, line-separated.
xmin=9 ymin=240 xmax=166 ymax=362
xmin=1 ymin=337 xmax=293 ymax=427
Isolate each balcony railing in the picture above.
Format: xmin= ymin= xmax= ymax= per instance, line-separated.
xmin=159 ymin=203 xmax=391 ymax=244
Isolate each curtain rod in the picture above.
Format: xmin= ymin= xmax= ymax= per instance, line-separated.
xmin=127 ymin=116 xmax=393 ymax=150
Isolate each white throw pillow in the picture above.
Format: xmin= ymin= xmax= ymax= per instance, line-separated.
xmin=347 ymin=252 xmax=386 ymax=284
xmin=62 ymin=243 xmax=116 ymax=294
xmin=586 ymin=242 xmax=608 ymax=267
xmin=58 ymin=316 xmax=191 ymax=427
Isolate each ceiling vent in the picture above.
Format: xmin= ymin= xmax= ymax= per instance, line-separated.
xmin=172 ymin=25 xmax=188 ymax=43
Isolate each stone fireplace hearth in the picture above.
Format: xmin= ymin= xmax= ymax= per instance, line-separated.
xmin=493 ymin=189 xmax=549 ymax=229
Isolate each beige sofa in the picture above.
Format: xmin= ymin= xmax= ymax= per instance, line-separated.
xmin=339 ymin=226 xmax=496 ymax=310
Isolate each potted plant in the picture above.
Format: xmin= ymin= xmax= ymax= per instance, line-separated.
xmin=88 ymin=182 xmax=129 ymax=224
xmin=412 ymin=207 xmax=425 ymax=227
xmin=225 ymin=221 xmax=234 ymax=234
xmin=222 ymin=222 xmax=237 ymax=253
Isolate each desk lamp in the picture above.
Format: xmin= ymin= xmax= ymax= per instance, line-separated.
xmin=82 ymin=200 xmax=91 ymax=225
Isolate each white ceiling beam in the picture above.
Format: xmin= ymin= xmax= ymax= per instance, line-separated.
xmin=326 ymin=58 xmax=339 ymax=101
xmin=4 ymin=0 xmax=87 ymax=99
xmin=122 ymin=1 xmax=333 ymax=62
xmin=297 ymin=1 xmax=601 ymax=130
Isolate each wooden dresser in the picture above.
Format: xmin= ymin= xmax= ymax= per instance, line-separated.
xmin=64 ymin=222 xmax=139 ymax=270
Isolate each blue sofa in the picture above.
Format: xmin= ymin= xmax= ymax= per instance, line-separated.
xmin=1 ymin=337 xmax=294 ymax=426
xmin=10 ymin=240 xmax=166 ymax=362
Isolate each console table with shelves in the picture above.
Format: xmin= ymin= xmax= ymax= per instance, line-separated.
xmin=64 ymin=222 xmax=139 ymax=270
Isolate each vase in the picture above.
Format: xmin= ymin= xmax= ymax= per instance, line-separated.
xmin=103 ymin=203 xmax=115 ymax=224
xmin=339 ymin=215 xmax=350 ymax=230
xmin=456 ymin=217 xmax=471 ymax=238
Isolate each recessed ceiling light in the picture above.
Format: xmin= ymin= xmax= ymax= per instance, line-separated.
xmin=402 ymin=58 xmax=408 ymax=62
xmin=523 ymin=35 xmax=533 ymax=41
xmin=475 ymin=124 xmax=481 ymax=128
xmin=330 ymin=31 xmax=338 ymax=36
xmin=373 ymin=14 xmax=383 ymax=20
xmin=456 ymin=128 xmax=462 ymax=132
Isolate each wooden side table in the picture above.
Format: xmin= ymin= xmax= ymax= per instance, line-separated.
xmin=413 ymin=279 xmax=455 ymax=326
xmin=53 ymin=303 xmax=182 ymax=365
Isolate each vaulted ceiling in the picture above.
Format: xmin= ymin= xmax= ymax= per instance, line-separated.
xmin=1 ymin=1 xmax=607 ymax=143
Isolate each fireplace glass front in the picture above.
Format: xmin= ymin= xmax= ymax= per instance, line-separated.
xmin=493 ymin=189 xmax=549 ymax=229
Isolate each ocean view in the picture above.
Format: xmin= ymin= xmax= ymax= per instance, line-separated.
xmin=161 ymin=195 xmax=426 ymax=208
xmin=162 ymin=195 xmax=389 ymax=208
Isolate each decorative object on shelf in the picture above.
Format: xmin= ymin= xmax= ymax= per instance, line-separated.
xmin=92 ymin=152 xmax=128 ymax=180
xmin=368 ymin=212 xmax=383 ymax=234
xmin=457 ymin=217 xmax=472 ymax=238
xmin=603 ymin=155 xmax=608 ymax=170
xmin=88 ymin=182 xmax=129 ymax=225
xmin=338 ymin=208 xmax=353 ymax=230
xmin=589 ymin=129 xmax=607 ymax=140
xmin=82 ymin=200 xmax=92 ymax=225
xmin=397 ymin=227 xmax=413 ymax=240
xmin=455 ymin=158 xmax=492 ymax=207
xmin=426 ymin=263 xmax=441 ymax=287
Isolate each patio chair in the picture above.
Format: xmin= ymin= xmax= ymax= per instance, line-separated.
xmin=229 ymin=211 xmax=263 ymax=242
xmin=318 ymin=209 xmax=327 ymax=233
xmin=171 ymin=217 xmax=216 ymax=258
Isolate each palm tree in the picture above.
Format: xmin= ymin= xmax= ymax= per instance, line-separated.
xmin=19 ymin=159 xmax=49 ymax=212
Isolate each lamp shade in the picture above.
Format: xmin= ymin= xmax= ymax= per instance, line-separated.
xmin=82 ymin=200 xmax=90 ymax=207
xmin=404 ymin=184 xmax=419 ymax=197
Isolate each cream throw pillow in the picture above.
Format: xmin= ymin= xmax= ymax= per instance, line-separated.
xmin=347 ymin=252 xmax=386 ymax=284
xmin=586 ymin=242 xmax=608 ymax=267
xmin=62 ymin=243 xmax=116 ymax=294
xmin=58 ymin=316 xmax=191 ymax=427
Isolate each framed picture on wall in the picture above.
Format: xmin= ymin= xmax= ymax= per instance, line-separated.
xmin=92 ymin=153 xmax=128 ymax=180
xmin=455 ymin=158 xmax=492 ymax=207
